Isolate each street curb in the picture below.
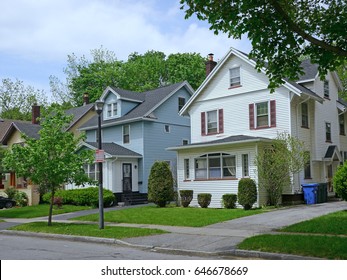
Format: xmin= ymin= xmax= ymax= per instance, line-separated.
xmin=0 ymin=230 xmax=322 ymax=260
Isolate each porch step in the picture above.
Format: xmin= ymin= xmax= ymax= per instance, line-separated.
xmin=120 ymin=192 xmax=148 ymax=205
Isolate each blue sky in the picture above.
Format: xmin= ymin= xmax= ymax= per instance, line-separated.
xmin=0 ymin=0 xmax=251 ymax=99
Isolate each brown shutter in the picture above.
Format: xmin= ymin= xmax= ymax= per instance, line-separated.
xmin=249 ymin=104 xmax=255 ymax=130
xmin=218 ymin=109 xmax=224 ymax=134
xmin=201 ymin=112 xmax=206 ymax=135
xmin=270 ymin=100 xmax=276 ymax=127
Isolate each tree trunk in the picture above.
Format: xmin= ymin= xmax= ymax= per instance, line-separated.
xmin=48 ymin=188 xmax=55 ymax=226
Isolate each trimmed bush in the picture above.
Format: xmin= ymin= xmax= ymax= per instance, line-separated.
xmin=238 ymin=178 xmax=257 ymax=210
xmin=222 ymin=194 xmax=237 ymax=209
xmin=42 ymin=187 xmax=115 ymax=207
xmin=148 ymin=161 xmax=174 ymax=207
xmin=197 ymin=193 xmax=212 ymax=208
xmin=4 ymin=187 xmax=28 ymax=207
xmin=179 ymin=190 xmax=193 ymax=207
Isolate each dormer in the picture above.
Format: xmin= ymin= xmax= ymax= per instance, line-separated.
xmin=100 ymin=86 xmax=144 ymax=120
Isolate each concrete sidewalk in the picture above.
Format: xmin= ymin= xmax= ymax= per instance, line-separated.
xmin=1 ymin=201 xmax=347 ymax=259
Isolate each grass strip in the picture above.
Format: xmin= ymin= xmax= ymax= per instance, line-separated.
xmin=281 ymin=210 xmax=347 ymax=235
xmin=9 ymin=222 xmax=167 ymax=239
xmin=238 ymin=234 xmax=347 ymax=259
xmin=0 ymin=204 xmax=93 ymax=219
xmin=73 ymin=206 xmax=265 ymax=227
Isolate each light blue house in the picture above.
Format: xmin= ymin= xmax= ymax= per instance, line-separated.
xmin=72 ymin=81 xmax=193 ymax=204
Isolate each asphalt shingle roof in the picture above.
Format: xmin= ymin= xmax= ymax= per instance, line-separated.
xmin=80 ymin=81 xmax=187 ymax=129
xmin=86 ymin=142 xmax=142 ymax=157
xmin=65 ymin=103 xmax=95 ymax=130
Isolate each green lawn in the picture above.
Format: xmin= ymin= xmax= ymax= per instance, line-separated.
xmin=73 ymin=205 xmax=265 ymax=227
xmin=9 ymin=222 xmax=166 ymax=239
xmin=281 ymin=210 xmax=347 ymax=235
xmin=0 ymin=204 xmax=93 ymax=218
xmin=238 ymin=210 xmax=347 ymax=259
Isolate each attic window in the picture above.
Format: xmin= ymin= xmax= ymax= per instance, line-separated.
xmin=106 ymin=102 xmax=118 ymax=118
xmin=178 ymin=97 xmax=186 ymax=112
xmin=229 ymin=67 xmax=241 ymax=88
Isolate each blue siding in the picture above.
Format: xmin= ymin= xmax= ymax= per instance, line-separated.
xmin=120 ymin=100 xmax=139 ymax=116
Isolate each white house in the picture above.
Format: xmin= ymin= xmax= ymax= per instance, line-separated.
xmin=168 ymin=48 xmax=346 ymax=208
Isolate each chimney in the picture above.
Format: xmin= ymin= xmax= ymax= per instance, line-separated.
xmin=205 ymin=53 xmax=217 ymax=77
xmin=32 ymin=104 xmax=40 ymax=124
xmin=83 ymin=92 xmax=90 ymax=105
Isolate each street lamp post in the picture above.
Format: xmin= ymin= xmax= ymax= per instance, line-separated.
xmin=95 ymin=100 xmax=104 ymax=229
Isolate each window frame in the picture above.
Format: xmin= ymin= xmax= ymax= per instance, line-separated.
xmin=229 ymin=67 xmax=241 ymax=88
xmin=324 ymin=80 xmax=329 ymax=99
xmin=301 ymin=102 xmax=309 ymax=128
xmin=326 ymin=122 xmax=332 ymax=142
xmin=206 ymin=110 xmax=218 ymax=134
xmin=123 ymin=124 xmax=130 ymax=144
xmin=178 ymin=97 xmax=186 ymax=112
xmin=194 ymin=153 xmax=236 ymax=180
xmin=256 ymin=101 xmax=269 ymax=128
xmin=164 ymin=124 xmax=171 ymax=133
xmin=339 ymin=114 xmax=345 ymax=136
xmin=84 ymin=163 xmax=99 ymax=181
xmin=106 ymin=102 xmax=118 ymax=118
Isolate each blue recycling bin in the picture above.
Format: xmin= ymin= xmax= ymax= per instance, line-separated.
xmin=302 ymin=183 xmax=319 ymax=204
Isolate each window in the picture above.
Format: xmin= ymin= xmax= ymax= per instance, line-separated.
xmin=164 ymin=125 xmax=170 ymax=133
xmin=207 ymin=110 xmax=218 ymax=134
xmin=229 ymin=67 xmax=241 ymax=87
xmin=123 ymin=125 xmax=130 ymax=144
xmin=106 ymin=102 xmax=118 ymax=118
xmin=242 ymin=154 xmax=249 ymax=177
xmin=301 ymin=102 xmax=309 ymax=128
xmin=324 ymin=80 xmax=329 ymax=99
xmin=339 ymin=114 xmax=345 ymax=135
xmin=182 ymin=139 xmax=189 ymax=145
xmin=256 ymin=102 xmax=269 ymax=127
xmin=184 ymin=159 xmax=190 ymax=180
xmin=194 ymin=153 xmax=236 ymax=180
xmin=201 ymin=109 xmax=224 ymax=135
xmin=84 ymin=163 xmax=99 ymax=181
xmin=304 ymin=151 xmax=311 ymax=179
xmin=178 ymin=97 xmax=186 ymax=112
xmin=249 ymin=100 xmax=276 ymax=129
xmin=326 ymin=122 xmax=332 ymax=142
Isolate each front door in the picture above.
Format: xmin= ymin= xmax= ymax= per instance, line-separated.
xmin=122 ymin=163 xmax=132 ymax=193
xmin=327 ymin=164 xmax=333 ymax=193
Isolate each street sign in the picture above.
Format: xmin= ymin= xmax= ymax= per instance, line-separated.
xmin=95 ymin=149 xmax=105 ymax=163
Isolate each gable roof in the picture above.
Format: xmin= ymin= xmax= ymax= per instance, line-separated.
xmin=80 ymin=81 xmax=194 ymax=130
xmin=1 ymin=121 xmax=41 ymax=145
xmin=65 ymin=103 xmax=95 ymax=130
xmin=181 ymin=47 xmax=325 ymax=115
xmin=84 ymin=142 xmax=142 ymax=158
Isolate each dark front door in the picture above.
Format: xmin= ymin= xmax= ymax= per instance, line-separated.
xmin=122 ymin=163 xmax=132 ymax=193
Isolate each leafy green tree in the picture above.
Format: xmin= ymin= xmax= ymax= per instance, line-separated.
xmin=333 ymin=162 xmax=347 ymax=201
xmin=337 ymin=63 xmax=347 ymax=101
xmin=52 ymin=47 xmax=206 ymax=105
xmin=255 ymin=133 xmax=308 ymax=206
xmin=2 ymin=109 xmax=94 ymax=225
xmin=0 ymin=78 xmax=47 ymax=120
xmin=148 ymin=161 xmax=174 ymax=207
xmin=180 ymin=0 xmax=347 ymax=91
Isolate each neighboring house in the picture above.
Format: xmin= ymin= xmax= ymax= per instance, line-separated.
xmin=168 ymin=48 xmax=346 ymax=208
xmin=68 ymin=81 xmax=193 ymax=204
xmin=0 ymin=100 xmax=96 ymax=204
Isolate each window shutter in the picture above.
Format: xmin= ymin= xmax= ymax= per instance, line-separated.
xmin=218 ymin=109 xmax=224 ymax=133
xmin=201 ymin=112 xmax=206 ymax=135
xmin=270 ymin=100 xmax=276 ymax=127
xmin=249 ymin=104 xmax=255 ymax=130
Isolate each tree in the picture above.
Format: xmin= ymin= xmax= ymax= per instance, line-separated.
xmin=2 ymin=109 xmax=94 ymax=225
xmin=0 ymin=78 xmax=47 ymax=120
xmin=255 ymin=133 xmax=308 ymax=206
xmin=333 ymin=162 xmax=347 ymax=201
xmin=148 ymin=161 xmax=174 ymax=207
xmin=51 ymin=47 xmax=206 ymax=105
xmin=180 ymin=0 xmax=347 ymax=91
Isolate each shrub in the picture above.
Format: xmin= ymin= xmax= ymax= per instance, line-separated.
xmin=14 ymin=191 xmax=28 ymax=207
xmin=148 ymin=161 xmax=174 ymax=207
xmin=179 ymin=190 xmax=193 ymax=207
xmin=53 ymin=196 xmax=63 ymax=209
xmin=42 ymin=187 xmax=115 ymax=207
xmin=222 ymin=194 xmax=237 ymax=209
xmin=197 ymin=193 xmax=212 ymax=208
xmin=4 ymin=186 xmax=17 ymax=199
xmin=333 ymin=162 xmax=347 ymax=201
xmin=238 ymin=178 xmax=257 ymax=210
